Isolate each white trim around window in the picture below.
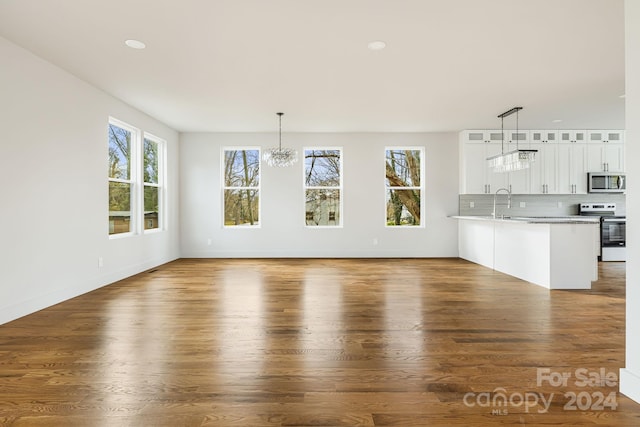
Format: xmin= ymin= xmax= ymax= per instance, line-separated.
xmin=108 ymin=117 xmax=167 ymax=238
xmin=303 ymin=147 xmax=343 ymax=228
xmin=222 ymin=147 xmax=261 ymax=228
xmin=384 ymin=146 xmax=425 ymax=228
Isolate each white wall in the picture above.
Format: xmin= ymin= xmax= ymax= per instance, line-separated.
xmin=0 ymin=36 xmax=180 ymax=325
xmin=180 ymin=132 xmax=459 ymax=257
xmin=621 ymin=0 xmax=640 ymax=403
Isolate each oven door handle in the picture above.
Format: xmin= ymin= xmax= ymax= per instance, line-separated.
xmin=602 ymin=218 xmax=626 ymax=223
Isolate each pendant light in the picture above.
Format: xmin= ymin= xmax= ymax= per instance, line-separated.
xmin=487 ymin=107 xmax=537 ymax=172
xmin=263 ymin=112 xmax=298 ymax=167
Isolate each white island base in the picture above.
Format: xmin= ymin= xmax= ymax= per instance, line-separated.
xmin=455 ymin=217 xmax=599 ymax=289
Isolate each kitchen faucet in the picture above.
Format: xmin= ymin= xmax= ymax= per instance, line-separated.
xmin=493 ymin=187 xmax=512 ymax=219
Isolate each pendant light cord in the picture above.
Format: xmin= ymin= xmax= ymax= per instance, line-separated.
xmin=277 ymin=112 xmax=283 ymax=150
xmin=516 ymin=109 xmax=519 ymax=150
xmin=501 ymin=115 xmax=504 ymax=155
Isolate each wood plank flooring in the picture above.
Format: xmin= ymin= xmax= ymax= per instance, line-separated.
xmin=0 ymin=258 xmax=638 ymax=426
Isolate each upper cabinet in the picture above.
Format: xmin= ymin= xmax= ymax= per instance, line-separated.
xmin=587 ymin=130 xmax=625 ymax=172
xmin=506 ymin=130 xmax=531 ymax=145
xmin=587 ymin=130 xmax=624 ymax=144
xmin=460 ymin=131 xmax=507 ymax=194
xmin=461 ymin=130 xmax=505 ymax=144
xmin=460 ymin=129 xmax=624 ymax=194
xmin=531 ymin=130 xmax=558 ymax=143
xmin=559 ymin=130 xmax=587 ymax=143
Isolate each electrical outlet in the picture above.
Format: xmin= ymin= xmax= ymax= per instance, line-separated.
xmin=373 ymin=238 xmax=378 ymax=245
xmin=519 ymin=202 xmax=526 ymax=208
xmin=470 ymin=201 xmax=475 ymax=208
xmin=558 ymin=201 xmax=563 ymax=208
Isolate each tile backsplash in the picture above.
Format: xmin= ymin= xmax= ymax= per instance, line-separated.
xmin=459 ymin=193 xmax=626 ymax=217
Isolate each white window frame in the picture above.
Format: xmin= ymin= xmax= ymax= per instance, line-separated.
xmin=303 ymin=147 xmax=343 ymax=228
xmin=142 ymin=132 xmax=166 ymax=234
xmin=108 ymin=117 xmax=140 ymax=238
xmin=384 ymin=146 xmax=425 ymax=228
xmin=222 ymin=147 xmax=261 ymax=228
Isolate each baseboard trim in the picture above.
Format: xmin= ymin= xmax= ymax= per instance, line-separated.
xmin=0 ymin=256 xmax=178 ymax=325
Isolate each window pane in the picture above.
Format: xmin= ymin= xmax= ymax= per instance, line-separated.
xmin=305 ymin=189 xmax=340 ymax=226
xmin=143 ymin=138 xmax=158 ymax=184
xmin=386 ymin=149 xmax=421 ymax=187
xmin=224 ymin=149 xmax=260 ymax=187
xmin=224 ymin=189 xmax=259 ymax=226
xmin=108 ymin=124 xmax=131 ymax=180
xmin=144 ymin=185 xmax=159 ymax=230
xmin=305 ymin=149 xmax=341 ymax=186
xmin=109 ymin=181 xmax=131 ymax=234
xmin=386 ymin=189 xmax=420 ymax=226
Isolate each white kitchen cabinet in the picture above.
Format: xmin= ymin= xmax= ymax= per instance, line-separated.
xmin=460 ymin=129 xmax=624 ymax=194
xmin=559 ymin=130 xmax=587 ymax=143
xmin=461 ymin=130 xmax=505 ymax=144
xmin=529 ymin=143 xmax=558 ymax=194
xmin=506 ymin=168 xmax=530 ymax=194
xmin=587 ymin=144 xmax=624 ymax=172
xmin=587 ymin=130 xmax=625 ymax=144
xmin=531 ymin=130 xmax=559 ymax=143
xmin=557 ymin=143 xmax=588 ymax=194
xmin=587 ymin=130 xmax=625 ymax=172
xmin=506 ymin=130 xmax=530 ymax=145
xmin=461 ymin=141 xmax=507 ymax=193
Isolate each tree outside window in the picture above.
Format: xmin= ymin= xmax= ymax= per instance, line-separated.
xmin=223 ymin=149 xmax=260 ymax=227
xmin=143 ymin=136 xmax=161 ymax=230
xmin=385 ymin=148 xmax=423 ymax=226
xmin=108 ymin=122 xmax=133 ymax=235
xmin=304 ymin=149 xmax=342 ymax=226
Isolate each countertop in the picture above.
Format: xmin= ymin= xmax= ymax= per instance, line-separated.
xmin=450 ymin=215 xmax=600 ymax=224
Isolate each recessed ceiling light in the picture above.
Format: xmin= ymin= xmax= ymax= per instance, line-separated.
xmin=125 ymin=39 xmax=146 ymax=49
xmin=367 ymin=40 xmax=386 ymax=51
xmin=552 ymin=119 xmax=563 ymax=123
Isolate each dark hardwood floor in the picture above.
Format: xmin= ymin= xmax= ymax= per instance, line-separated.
xmin=0 ymin=258 xmax=638 ymax=426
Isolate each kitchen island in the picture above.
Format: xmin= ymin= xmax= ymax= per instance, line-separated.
xmin=451 ymin=216 xmax=600 ymax=289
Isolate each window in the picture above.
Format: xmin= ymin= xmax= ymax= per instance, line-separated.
xmin=143 ymin=134 xmax=164 ymax=231
xmin=304 ymin=148 xmax=342 ymax=226
xmin=385 ymin=148 xmax=424 ymax=227
xmin=108 ymin=120 xmax=136 ymax=235
xmin=223 ymin=148 xmax=260 ymax=227
xmin=108 ymin=118 xmax=165 ymax=236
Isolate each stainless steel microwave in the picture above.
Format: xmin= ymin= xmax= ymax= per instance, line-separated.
xmin=588 ymin=172 xmax=626 ymax=193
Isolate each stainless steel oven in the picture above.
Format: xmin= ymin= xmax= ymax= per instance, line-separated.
xmin=579 ymin=202 xmax=626 ymax=262
xmin=601 ymin=217 xmax=626 ymax=261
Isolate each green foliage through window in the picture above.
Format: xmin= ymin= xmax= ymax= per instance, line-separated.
xmin=108 ymin=123 xmax=132 ymax=234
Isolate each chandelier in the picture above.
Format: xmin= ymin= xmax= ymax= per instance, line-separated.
xmin=487 ymin=107 xmax=537 ymax=172
xmin=263 ymin=112 xmax=298 ymax=167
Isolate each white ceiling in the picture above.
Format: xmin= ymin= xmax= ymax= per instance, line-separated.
xmin=0 ymin=0 xmax=625 ymax=133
